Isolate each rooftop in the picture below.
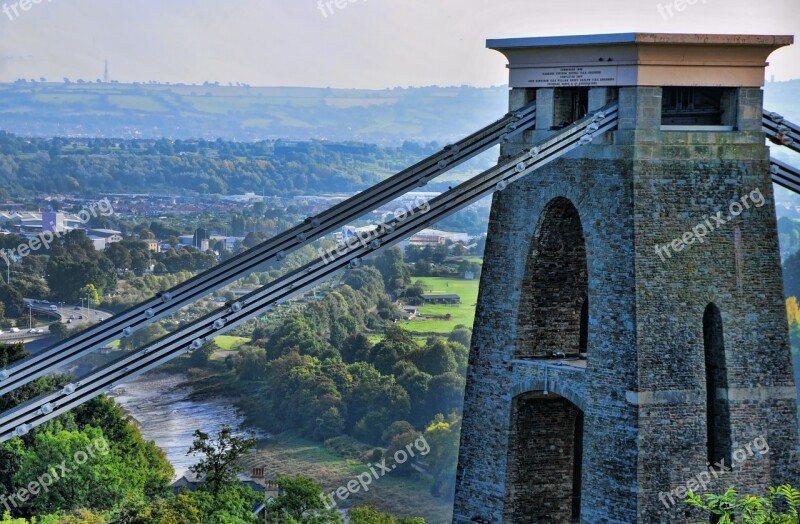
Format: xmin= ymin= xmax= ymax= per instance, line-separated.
xmin=486 ymin=32 xmax=794 ymax=88
xmin=487 ymin=32 xmax=794 ymax=50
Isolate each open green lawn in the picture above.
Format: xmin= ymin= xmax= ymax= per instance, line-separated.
xmin=213 ymin=335 xmax=249 ymax=350
xmin=401 ymin=277 xmax=480 ymax=334
xmin=241 ymin=432 xmax=451 ymax=523
xmin=449 ymin=257 xmax=484 ymax=265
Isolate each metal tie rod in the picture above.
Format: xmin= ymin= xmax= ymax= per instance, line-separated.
xmin=771 ymin=158 xmax=800 ymax=195
xmin=0 ymin=104 xmax=618 ymax=441
xmin=0 ymin=103 xmax=537 ymax=396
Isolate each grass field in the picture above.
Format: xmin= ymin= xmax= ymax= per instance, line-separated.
xmin=240 ymin=432 xmax=452 ymax=523
xmin=213 ymin=335 xmax=250 ymax=350
xmin=401 ymin=277 xmax=480 ymax=334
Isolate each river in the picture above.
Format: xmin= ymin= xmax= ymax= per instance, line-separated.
xmin=109 ymin=373 xmax=264 ymax=479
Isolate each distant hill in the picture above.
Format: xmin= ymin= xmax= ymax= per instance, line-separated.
xmin=1 ymin=80 xmax=798 ymax=146
xmin=0 ymin=82 xmax=510 ymax=145
xmin=764 ymin=79 xmax=800 ymax=123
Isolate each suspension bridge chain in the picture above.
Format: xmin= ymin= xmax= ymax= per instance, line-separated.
xmin=0 ymin=103 xmax=537 ymax=397
xmin=764 ymin=111 xmax=800 ymax=193
xmin=0 ymin=104 xmax=620 ymax=443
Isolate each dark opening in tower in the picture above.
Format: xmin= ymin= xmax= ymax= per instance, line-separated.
xmin=517 ymin=197 xmax=589 ymax=359
xmin=553 ymin=87 xmax=590 ymax=129
xmin=504 ymin=393 xmax=585 ymax=523
xmin=703 ymin=303 xmax=732 ymax=466
xmin=661 ymin=87 xmax=737 ymax=127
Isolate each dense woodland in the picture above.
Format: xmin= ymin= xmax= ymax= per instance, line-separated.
xmin=0 ymin=132 xmax=448 ymax=198
xmin=225 ymin=255 xmax=468 ymax=498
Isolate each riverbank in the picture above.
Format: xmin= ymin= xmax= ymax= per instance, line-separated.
xmin=176 ymin=368 xmax=452 ymax=523
xmin=109 ymin=372 xmax=265 ymax=478
xmin=108 ymin=363 xmax=451 ymax=522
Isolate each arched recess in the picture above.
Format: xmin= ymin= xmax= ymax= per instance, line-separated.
xmin=504 ymin=391 xmax=585 ymax=523
xmin=703 ymin=303 xmax=732 ymax=466
xmin=517 ymin=197 xmax=589 ymax=358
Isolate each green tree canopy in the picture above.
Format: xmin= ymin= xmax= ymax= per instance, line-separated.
xmin=187 ymin=424 xmax=257 ymax=497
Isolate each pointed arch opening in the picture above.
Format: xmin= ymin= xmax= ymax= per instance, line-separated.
xmin=517 ymin=197 xmax=589 ymax=359
xmin=703 ymin=303 xmax=732 ymax=466
xmin=504 ymin=392 xmax=585 ymax=523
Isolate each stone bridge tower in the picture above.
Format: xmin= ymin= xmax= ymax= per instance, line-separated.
xmin=453 ymin=33 xmax=799 ymax=523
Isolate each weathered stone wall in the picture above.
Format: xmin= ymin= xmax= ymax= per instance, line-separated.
xmin=630 ymin=86 xmax=799 ymax=522
xmin=453 ymin=85 xmax=800 ymax=523
xmin=517 ymin=197 xmax=588 ymax=358
xmin=504 ymin=394 xmax=582 ymax=523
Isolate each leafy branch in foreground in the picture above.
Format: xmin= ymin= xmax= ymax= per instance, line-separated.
xmin=685 ymin=484 xmax=799 ymax=523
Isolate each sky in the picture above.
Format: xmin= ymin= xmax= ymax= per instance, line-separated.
xmin=0 ymin=0 xmax=797 ymax=88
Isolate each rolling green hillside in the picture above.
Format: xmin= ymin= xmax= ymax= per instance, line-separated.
xmin=0 ymin=82 xmax=509 ymax=145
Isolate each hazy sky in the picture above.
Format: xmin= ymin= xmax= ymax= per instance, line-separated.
xmin=0 ymin=0 xmax=797 ymax=88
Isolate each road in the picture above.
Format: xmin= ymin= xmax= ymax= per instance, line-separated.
xmin=0 ymin=300 xmax=115 ymax=344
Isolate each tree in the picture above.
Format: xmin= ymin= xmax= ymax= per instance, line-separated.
xmin=349 ymin=506 xmax=395 ymax=524
xmin=105 ymin=242 xmax=131 ymax=271
xmin=0 ymin=513 xmax=29 ymax=523
xmin=401 ymin=281 xmax=425 ymax=306
xmin=382 ymin=421 xmax=416 ymax=447
xmin=370 ymin=325 xmax=416 ymax=374
xmin=266 ymin=314 xmax=330 ymax=360
xmin=187 ymin=424 xmax=257 ymax=496
xmin=413 ymin=259 xmax=433 ymax=277
xmin=0 ymin=343 xmax=26 ymax=368
xmin=424 ymin=413 xmax=462 ymax=498
xmin=422 ymin=372 xmax=465 ymax=422
xmin=686 ymin=484 xmax=799 ymax=523
xmin=46 ymin=249 xmax=116 ymax=301
xmin=447 ymin=325 xmax=472 ymax=349
xmin=342 ymin=266 xmax=385 ymax=306
xmin=110 ymin=483 xmax=258 ymax=523
xmin=13 ymin=427 xmax=142 ymax=516
xmin=235 ymin=345 xmax=267 ymax=381
xmin=16 ymin=316 xmax=35 ymax=329
xmin=386 ymin=428 xmax=423 ymax=475
xmin=268 ymin=475 xmax=341 ymax=523
xmin=48 ymin=322 xmax=69 ymax=341
xmin=340 ymin=333 xmax=372 ymax=363
xmin=350 ymin=506 xmax=426 ymax=524
xmin=121 ymin=323 xmax=168 ymax=351
xmin=0 ymin=284 xmax=24 ymax=318
xmin=784 ymin=250 xmax=800 ymax=298
xmin=188 ymin=339 xmax=218 ymax=367
xmin=413 ymin=339 xmax=457 ymax=376
xmin=372 ymin=248 xmax=411 ymax=295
